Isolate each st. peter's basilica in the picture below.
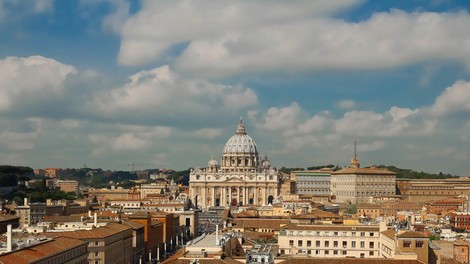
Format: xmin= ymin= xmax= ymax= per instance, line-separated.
xmin=189 ymin=118 xmax=282 ymax=209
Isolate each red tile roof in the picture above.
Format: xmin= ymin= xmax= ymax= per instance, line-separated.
xmin=0 ymin=236 xmax=86 ymax=264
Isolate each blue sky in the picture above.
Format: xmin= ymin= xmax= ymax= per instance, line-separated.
xmin=1 ymin=0 xmax=470 ymax=175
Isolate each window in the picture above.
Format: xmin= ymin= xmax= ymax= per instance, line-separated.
xmin=369 ymin=242 xmax=374 ymax=248
xmin=360 ymin=241 xmax=365 ymax=248
xmin=333 ymin=241 xmax=338 ymax=248
xmin=307 ymin=240 xmax=311 ymax=247
xmin=403 ymin=241 xmax=411 ymax=248
xmin=360 ymin=253 xmax=365 ymax=258
xmin=316 ymin=241 xmax=320 ymax=247
xmin=342 ymin=250 xmax=347 ymax=255
xmin=298 ymin=240 xmax=303 ymax=247
xmin=289 ymin=240 xmax=294 ymax=246
xmin=369 ymin=251 xmax=374 ymax=256
xmin=343 ymin=241 xmax=347 ymax=248
xmin=315 ymin=250 xmax=320 ymax=255
xmin=416 ymin=241 xmax=424 ymax=248
xmin=351 ymin=241 xmax=356 ymax=248
xmin=351 ymin=232 xmax=356 ymax=236
xmin=360 ymin=232 xmax=365 ymax=237
xmin=333 ymin=232 xmax=338 ymax=236
xmin=325 ymin=250 xmax=329 ymax=255
xmin=325 ymin=241 xmax=329 ymax=247
xmin=333 ymin=250 xmax=338 ymax=255
xmin=370 ymin=232 xmax=374 ymax=237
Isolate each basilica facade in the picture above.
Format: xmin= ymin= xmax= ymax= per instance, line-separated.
xmin=189 ymin=119 xmax=282 ymax=209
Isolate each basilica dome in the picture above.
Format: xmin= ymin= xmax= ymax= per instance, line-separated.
xmin=207 ymin=156 xmax=218 ymax=167
xmin=223 ymin=118 xmax=258 ymax=155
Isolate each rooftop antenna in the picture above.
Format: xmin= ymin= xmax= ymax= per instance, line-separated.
xmin=351 ymin=140 xmax=360 ymax=168
xmin=354 ymin=140 xmax=357 ymax=159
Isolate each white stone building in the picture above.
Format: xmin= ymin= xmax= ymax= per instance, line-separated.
xmin=189 ymin=119 xmax=281 ymax=209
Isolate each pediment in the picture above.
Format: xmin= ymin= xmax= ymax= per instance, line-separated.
xmin=224 ymin=177 xmax=245 ymax=182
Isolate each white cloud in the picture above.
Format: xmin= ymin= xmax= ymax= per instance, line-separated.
xmin=92 ymin=65 xmax=258 ymax=123
xmin=256 ymin=103 xmax=301 ymax=131
xmin=117 ymin=0 xmax=362 ymax=67
xmin=117 ymin=2 xmax=470 ymax=78
xmin=431 ymin=80 xmax=470 ymax=116
xmin=33 ymin=0 xmax=53 ymax=13
xmin=336 ymin=100 xmax=357 ymax=110
xmin=0 ymin=118 xmax=42 ymax=150
xmin=0 ymin=0 xmax=53 ymax=23
xmin=192 ymin=128 xmax=223 ymax=139
xmin=0 ymin=56 xmax=76 ymax=112
xmin=60 ymin=119 xmax=81 ymax=129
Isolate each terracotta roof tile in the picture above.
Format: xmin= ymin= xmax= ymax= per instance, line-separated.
xmin=0 ymin=236 xmax=86 ymax=264
xmin=381 ymin=229 xmax=396 ymax=240
xmin=278 ymin=258 xmax=423 ymax=264
xmin=43 ymin=222 xmax=131 ymax=239
xmin=396 ymin=231 xmax=427 ymax=238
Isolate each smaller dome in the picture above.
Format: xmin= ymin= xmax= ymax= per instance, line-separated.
xmin=207 ymin=156 xmax=219 ymax=167
xmin=261 ymin=158 xmax=271 ymax=170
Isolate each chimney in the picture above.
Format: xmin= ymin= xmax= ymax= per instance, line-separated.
xmin=94 ymin=212 xmax=98 ymax=226
xmin=7 ymin=224 xmax=12 ymax=252
xmin=88 ymin=210 xmax=92 ymax=217
xmin=216 ymin=224 xmax=219 ymax=246
xmin=24 ymin=197 xmax=29 ymax=206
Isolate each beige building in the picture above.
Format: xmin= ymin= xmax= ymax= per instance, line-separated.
xmin=380 ymin=229 xmax=437 ymax=263
xmin=45 ymin=222 xmax=134 ymax=264
xmin=331 ymin=154 xmax=396 ymax=204
xmin=278 ymin=222 xmax=387 ymax=258
xmin=397 ymin=178 xmax=470 ymax=202
xmin=189 ymin=119 xmax=281 ymax=209
xmin=55 ymin=179 xmax=79 ymax=192
xmin=0 ymin=236 xmax=88 ymax=264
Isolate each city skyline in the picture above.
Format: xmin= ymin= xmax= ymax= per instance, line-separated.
xmin=1 ymin=0 xmax=470 ymax=175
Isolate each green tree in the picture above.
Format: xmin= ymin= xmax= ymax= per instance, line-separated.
xmin=345 ymin=204 xmax=357 ymax=215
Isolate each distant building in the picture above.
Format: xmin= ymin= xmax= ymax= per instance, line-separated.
xmin=54 ymin=179 xmax=79 ymax=192
xmin=189 ymin=119 xmax=282 ymax=209
xmin=454 ymin=238 xmax=470 ymax=263
xmin=0 ymin=236 xmax=88 ymax=264
xmin=44 ymin=167 xmax=63 ymax=178
xmin=278 ymin=222 xmax=386 ymax=258
xmin=0 ymin=214 xmax=20 ymax=234
xmin=450 ymin=212 xmax=470 ymax=230
xmin=331 ymin=152 xmax=396 ymax=204
xmin=291 ymin=169 xmax=332 ymax=196
xmin=44 ymin=223 xmax=134 ymax=264
xmin=397 ymin=178 xmax=470 ymax=202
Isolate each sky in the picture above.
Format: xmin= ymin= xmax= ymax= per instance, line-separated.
xmin=1 ymin=0 xmax=470 ymax=175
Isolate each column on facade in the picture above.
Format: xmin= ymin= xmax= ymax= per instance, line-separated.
xmin=262 ymin=186 xmax=266 ymax=205
xmin=212 ymin=187 xmax=215 ymax=207
xmin=202 ymin=185 xmax=206 ymax=209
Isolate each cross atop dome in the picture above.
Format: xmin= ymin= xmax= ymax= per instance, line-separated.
xmin=236 ymin=116 xmax=246 ymax=135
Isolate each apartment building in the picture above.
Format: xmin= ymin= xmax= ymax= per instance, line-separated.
xmin=54 ymin=179 xmax=79 ymax=192
xmin=44 ymin=222 xmax=133 ymax=264
xmin=290 ymin=169 xmax=332 ymax=196
xmin=278 ymin=222 xmax=386 ymax=258
xmin=0 ymin=236 xmax=88 ymax=264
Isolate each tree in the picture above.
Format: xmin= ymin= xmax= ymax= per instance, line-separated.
xmin=345 ymin=204 xmax=357 ymax=215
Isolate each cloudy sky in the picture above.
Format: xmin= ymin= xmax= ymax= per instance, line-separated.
xmin=1 ymin=0 xmax=470 ymax=175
